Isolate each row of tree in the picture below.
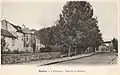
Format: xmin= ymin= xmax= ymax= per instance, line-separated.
xmin=35 ymin=1 xmax=103 ymax=54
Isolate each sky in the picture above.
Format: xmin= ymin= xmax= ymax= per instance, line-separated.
xmin=1 ymin=1 xmax=118 ymax=41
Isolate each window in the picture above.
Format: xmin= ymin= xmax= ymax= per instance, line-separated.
xmin=26 ymin=35 xmax=28 ymax=41
xmin=12 ymin=38 xmax=15 ymax=46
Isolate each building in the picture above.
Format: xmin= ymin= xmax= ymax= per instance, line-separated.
xmin=95 ymin=41 xmax=113 ymax=52
xmin=21 ymin=25 xmax=33 ymax=52
xmin=34 ymin=30 xmax=45 ymax=52
xmin=1 ymin=20 xmax=24 ymax=52
xmin=1 ymin=20 xmax=34 ymax=53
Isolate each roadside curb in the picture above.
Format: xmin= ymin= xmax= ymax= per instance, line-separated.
xmin=39 ymin=53 xmax=95 ymax=66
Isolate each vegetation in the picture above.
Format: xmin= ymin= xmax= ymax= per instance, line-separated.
xmin=35 ymin=1 xmax=103 ymax=54
xmin=112 ymin=38 xmax=118 ymax=53
xmin=1 ymin=37 xmax=6 ymax=53
xmin=2 ymin=50 xmax=31 ymax=54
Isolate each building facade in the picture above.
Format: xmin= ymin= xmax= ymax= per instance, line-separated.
xmin=1 ymin=20 xmax=34 ymax=53
xmin=1 ymin=20 xmax=24 ymax=52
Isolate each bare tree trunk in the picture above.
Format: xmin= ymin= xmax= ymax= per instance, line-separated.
xmin=68 ymin=45 xmax=71 ymax=56
xmin=23 ymin=34 xmax=26 ymax=51
xmin=75 ymin=47 xmax=77 ymax=55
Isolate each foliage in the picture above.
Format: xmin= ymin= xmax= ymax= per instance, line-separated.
xmin=36 ymin=1 xmax=103 ymax=53
xmin=112 ymin=38 xmax=118 ymax=53
xmin=1 ymin=37 xmax=6 ymax=53
xmin=2 ymin=50 xmax=31 ymax=54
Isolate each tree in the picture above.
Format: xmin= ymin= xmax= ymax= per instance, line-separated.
xmin=54 ymin=1 xmax=103 ymax=52
xmin=1 ymin=37 xmax=6 ymax=53
xmin=112 ymin=38 xmax=118 ymax=53
xmin=36 ymin=1 xmax=103 ymax=53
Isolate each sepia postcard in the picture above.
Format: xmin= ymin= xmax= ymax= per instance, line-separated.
xmin=0 ymin=0 xmax=119 ymax=75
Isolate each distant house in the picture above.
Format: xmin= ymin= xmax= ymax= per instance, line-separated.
xmin=95 ymin=41 xmax=113 ymax=52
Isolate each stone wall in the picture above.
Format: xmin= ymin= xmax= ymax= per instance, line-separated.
xmin=1 ymin=52 xmax=60 ymax=64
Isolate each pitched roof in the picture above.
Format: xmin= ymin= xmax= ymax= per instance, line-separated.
xmin=9 ymin=31 xmax=18 ymax=38
xmin=12 ymin=23 xmax=31 ymax=34
xmin=1 ymin=20 xmax=32 ymax=34
xmin=11 ymin=24 xmax=23 ymax=33
xmin=1 ymin=29 xmax=16 ymax=38
xmin=21 ymin=27 xmax=31 ymax=34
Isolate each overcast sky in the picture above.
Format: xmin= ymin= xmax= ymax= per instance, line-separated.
xmin=1 ymin=1 xmax=118 ymax=41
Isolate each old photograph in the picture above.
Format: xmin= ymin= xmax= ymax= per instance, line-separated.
xmin=1 ymin=1 xmax=118 ymax=66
